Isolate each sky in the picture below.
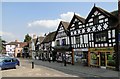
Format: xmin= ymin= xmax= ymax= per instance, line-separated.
xmin=1 ymin=1 xmax=118 ymax=42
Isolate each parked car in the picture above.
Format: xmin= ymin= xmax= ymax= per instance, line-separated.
xmin=0 ymin=56 xmax=20 ymax=66
xmin=0 ymin=57 xmax=20 ymax=70
xmin=12 ymin=58 xmax=20 ymax=66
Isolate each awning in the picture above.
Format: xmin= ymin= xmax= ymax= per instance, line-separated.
xmin=52 ymin=45 xmax=72 ymax=52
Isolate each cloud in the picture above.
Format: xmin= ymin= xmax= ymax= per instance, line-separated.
xmin=28 ymin=19 xmax=61 ymax=28
xmin=60 ymin=12 xmax=74 ymax=22
xmin=0 ymin=31 xmax=18 ymax=42
xmin=27 ymin=12 xmax=81 ymax=28
xmin=29 ymin=32 xmax=45 ymax=38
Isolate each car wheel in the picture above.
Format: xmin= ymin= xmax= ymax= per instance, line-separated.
xmin=18 ymin=63 xmax=20 ymax=66
xmin=13 ymin=67 xmax=16 ymax=69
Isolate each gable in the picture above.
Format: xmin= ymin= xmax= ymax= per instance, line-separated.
xmin=54 ymin=21 xmax=69 ymax=40
xmin=69 ymin=15 xmax=85 ymax=30
xmin=86 ymin=8 xmax=107 ymax=23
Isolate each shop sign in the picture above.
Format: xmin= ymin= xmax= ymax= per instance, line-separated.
xmin=89 ymin=47 xmax=114 ymax=52
xmin=74 ymin=48 xmax=88 ymax=51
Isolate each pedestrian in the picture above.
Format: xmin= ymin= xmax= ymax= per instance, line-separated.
xmin=48 ymin=57 xmax=51 ymax=63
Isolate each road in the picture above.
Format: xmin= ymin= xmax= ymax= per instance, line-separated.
xmin=33 ymin=59 xmax=119 ymax=77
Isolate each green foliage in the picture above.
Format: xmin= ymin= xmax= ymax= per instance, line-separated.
xmin=24 ymin=34 xmax=32 ymax=42
xmin=0 ymin=37 xmax=6 ymax=53
xmin=107 ymin=60 xmax=115 ymax=66
xmin=108 ymin=55 xmax=113 ymax=60
xmin=91 ymin=53 xmax=97 ymax=60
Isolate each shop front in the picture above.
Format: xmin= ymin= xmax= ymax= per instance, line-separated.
xmin=89 ymin=47 xmax=115 ymax=69
xmin=73 ymin=48 xmax=88 ymax=66
xmin=53 ymin=45 xmax=73 ymax=65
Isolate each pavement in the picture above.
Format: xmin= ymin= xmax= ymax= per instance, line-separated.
xmin=1 ymin=58 xmax=119 ymax=78
xmin=1 ymin=58 xmax=77 ymax=77
xmin=32 ymin=59 xmax=120 ymax=77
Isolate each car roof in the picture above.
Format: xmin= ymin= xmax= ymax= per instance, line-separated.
xmin=0 ymin=57 xmax=12 ymax=60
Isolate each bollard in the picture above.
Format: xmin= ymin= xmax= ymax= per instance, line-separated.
xmin=32 ymin=62 xmax=34 ymax=69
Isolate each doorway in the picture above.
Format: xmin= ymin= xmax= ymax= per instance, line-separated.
xmin=100 ymin=53 xmax=106 ymax=68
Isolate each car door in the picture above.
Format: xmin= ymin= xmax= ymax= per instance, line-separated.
xmin=3 ymin=59 xmax=12 ymax=68
xmin=3 ymin=58 xmax=15 ymax=69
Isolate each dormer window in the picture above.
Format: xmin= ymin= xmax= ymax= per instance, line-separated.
xmin=93 ymin=16 xmax=99 ymax=24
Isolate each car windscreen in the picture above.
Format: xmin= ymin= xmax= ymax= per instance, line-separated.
xmin=0 ymin=58 xmax=4 ymax=62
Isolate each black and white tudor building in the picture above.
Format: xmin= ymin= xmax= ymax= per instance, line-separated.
xmin=68 ymin=14 xmax=88 ymax=65
xmin=54 ymin=21 xmax=72 ymax=63
xmin=85 ymin=5 xmax=118 ymax=69
xmin=68 ymin=5 xmax=118 ymax=69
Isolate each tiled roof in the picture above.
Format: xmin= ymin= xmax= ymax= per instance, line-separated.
xmin=61 ymin=21 xmax=69 ymax=30
xmin=38 ymin=36 xmax=44 ymax=44
xmin=7 ymin=42 xmax=28 ymax=48
xmin=7 ymin=42 xmax=18 ymax=45
xmin=95 ymin=6 xmax=118 ymax=19
xmin=42 ymin=31 xmax=56 ymax=43
xmin=20 ymin=42 xmax=28 ymax=47
xmin=75 ymin=14 xmax=85 ymax=23
xmin=111 ymin=10 xmax=118 ymax=18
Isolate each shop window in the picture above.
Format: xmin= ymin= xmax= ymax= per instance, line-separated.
xmin=90 ymin=52 xmax=97 ymax=65
xmin=75 ymin=52 xmax=83 ymax=63
xmin=91 ymin=53 xmax=97 ymax=60
xmin=107 ymin=53 xmax=115 ymax=66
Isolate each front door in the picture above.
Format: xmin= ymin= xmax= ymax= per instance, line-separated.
xmin=100 ymin=53 xmax=106 ymax=67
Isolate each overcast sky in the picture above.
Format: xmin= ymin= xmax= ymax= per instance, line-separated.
xmin=1 ymin=1 xmax=118 ymax=42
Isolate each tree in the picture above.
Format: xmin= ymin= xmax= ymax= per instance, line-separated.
xmin=23 ymin=34 xmax=31 ymax=58
xmin=24 ymin=34 xmax=32 ymax=42
xmin=0 ymin=37 xmax=6 ymax=53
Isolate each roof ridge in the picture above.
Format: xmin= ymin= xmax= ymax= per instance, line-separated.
xmin=95 ymin=6 xmax=117 ymax=18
